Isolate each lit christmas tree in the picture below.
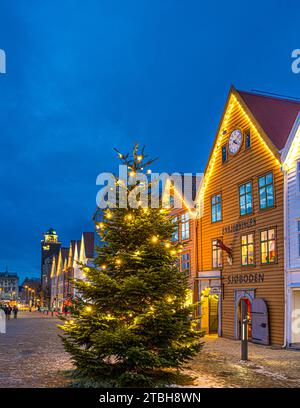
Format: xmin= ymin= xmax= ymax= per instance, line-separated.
xmin=60 ymin=145 xmax=203 ymax=387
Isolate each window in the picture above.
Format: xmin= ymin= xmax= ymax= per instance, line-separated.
xmin=181 ymin=212 xmax=190 ymax=240
xmin=258 ymin=172 xmax=274 ymax=209
xmin=241 ymin=233 xmax=254 ymax=266
xmin=171 ymin=217 xmax=178 ymax=242
xmin=212 ymin=239 xmax=222 ymax=268
xmin=222 ymin=145 xmax=227 ymax=163
xmin=245 ymin=129 xmax=251 ymax=149
xmin=211 ymin=194 xmax=222 ymax=222
xmin=298 ymin=220 xmax=300 ymax=257
xmin=239 ymin=182 xmax=252 ymax=216
xmin=260 ymin=228 xmax=276 ymax=264
xmin=181 ymin=252 xmax=190 ymax=276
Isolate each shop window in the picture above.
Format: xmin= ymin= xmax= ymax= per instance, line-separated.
xmin=258 ymin=172 xmax=274 ymax=209
xmin=212 ymin=239 xmax=222 ymax=268
xmin=181 ymin=212 xmax=190 ymax=240
xmin=171 ymin=217 xmax=178 ymax=242
xmin=260 ymin=228 xmax=276 ymax=264
xmin=245 ymin=129 xmax=251 ymax=149
xmin=239 ymin=181 xmax=252 ymax=216
xmin=222 ymin=145 xmax=227 ymax=163
xmin=241 ymin=233 xmax=254 ymax=266
xmin=181 ymin=252 xmax=190 ymax=276
xmin=211 ymin=194 xmax=222 ymax=223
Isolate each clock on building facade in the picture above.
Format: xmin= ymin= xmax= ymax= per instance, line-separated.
xmin=228 ymin=129 xmax=243 ymax=154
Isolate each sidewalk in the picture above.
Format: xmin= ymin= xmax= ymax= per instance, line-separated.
xmin=185 ymin=335 xmax=300 ymax=388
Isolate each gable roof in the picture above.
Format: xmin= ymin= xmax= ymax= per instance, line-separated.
xmin=281 ymin=112 xmax=300 ymax=165
xmin=61 ymin=247 xmax=69 ymax=261
xmin=82 ymin=232 xmax=95 ymax=258
xmin=237 ymin=90 xmax=300 ymax=150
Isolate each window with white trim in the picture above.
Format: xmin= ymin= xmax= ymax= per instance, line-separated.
xmin=181 ymin=212 xmax=190 ymax=240
xmin=181 ymin=252 xmax=190 ymax=276
xmin=171 ymin=216 xmax=178 ymax=242
xmin=212 ymin=239 xmax=222 ymax=268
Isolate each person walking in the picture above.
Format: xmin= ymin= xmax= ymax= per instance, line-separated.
xmin=5 ymin=305 xmax=12 ymax=320
xmin=13 ymin=305 xmax=18 ymax=319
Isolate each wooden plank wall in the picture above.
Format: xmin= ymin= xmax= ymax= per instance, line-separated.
xmin=199 ymin=98 xmax=284 ymax=345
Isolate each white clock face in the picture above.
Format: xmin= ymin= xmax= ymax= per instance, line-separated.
xmin=228 ymin=129 xmax=243 ymax=154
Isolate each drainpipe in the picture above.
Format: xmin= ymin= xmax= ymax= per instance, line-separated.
xmin=282 ymin=166 xmax=287 ymax=348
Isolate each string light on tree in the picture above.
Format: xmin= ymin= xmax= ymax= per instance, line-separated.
xmin=60 ymin=144 xmax=203 ymax=388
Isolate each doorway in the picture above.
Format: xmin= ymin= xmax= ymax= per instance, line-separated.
xmin=209 ymin=295 xmax=219 ymax=334
xmin=238 ymin=298 xmax=252 ymax=340
xmin=292 ymin=290 xmax=300 ymax=344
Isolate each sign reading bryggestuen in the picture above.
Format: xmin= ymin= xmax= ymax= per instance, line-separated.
xmin=222 ymin=217 xmax=256 ymax=235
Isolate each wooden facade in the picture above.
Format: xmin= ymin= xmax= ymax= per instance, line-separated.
xmin=197 ymin=88 xmax=290 ymax=345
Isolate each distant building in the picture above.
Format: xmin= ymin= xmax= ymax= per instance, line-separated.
xmin=41 ymin=228 xmax=61 ymax=307
xmin=50 ymin=232 xmax=95 ymax=311
xmin=0 ymin=270 xmax=19 ymax=301
xmin=20 ymin=277 xmax=41 ymax=307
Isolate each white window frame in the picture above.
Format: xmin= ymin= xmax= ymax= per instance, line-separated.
xmin=181 ymin=212 xmax=190 ymax=241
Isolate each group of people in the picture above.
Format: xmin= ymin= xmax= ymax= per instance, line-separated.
xmin=0 ymin=304 xmax=18 ymax=319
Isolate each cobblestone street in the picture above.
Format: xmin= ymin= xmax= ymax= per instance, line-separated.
xmin=186 ymin=335 xmax=300 ymax=388
xmin=0 ymin=311 xmax=73 ymax=388
xmin=1 ymin=312 xmax=300 ymax=388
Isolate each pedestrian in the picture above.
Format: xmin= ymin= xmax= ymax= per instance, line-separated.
xmin=5 ymin=305 xmax=12 ymax=320
xmin=13 ymin=305 xmax=18 ymax=319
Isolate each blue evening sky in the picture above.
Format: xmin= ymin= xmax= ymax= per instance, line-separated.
xmin=0 ymin=0 xmax=299 ymax=282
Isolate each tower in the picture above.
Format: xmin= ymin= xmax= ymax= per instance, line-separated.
xmin=41 ymin=228 xmax=61 ymax=307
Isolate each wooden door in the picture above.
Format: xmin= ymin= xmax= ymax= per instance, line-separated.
xmin=251 ymin=298 xmax=269 ymax=345
xmin=292 ymin=290 xmax=300 ymax=344
xmin=209 ymin=296 xmax=219 ymax=334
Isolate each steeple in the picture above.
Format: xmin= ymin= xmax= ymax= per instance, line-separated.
xmin=44 ymin=227 xmax=58 ymax=243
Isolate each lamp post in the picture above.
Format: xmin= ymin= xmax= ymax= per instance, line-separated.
xmin=24 ymin=285 xmax=29 ymax=306
xmin=32 ymin=289 xmax=36 ymax=307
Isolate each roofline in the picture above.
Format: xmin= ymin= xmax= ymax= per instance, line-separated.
xmin=203 ymin=85 xmax=235 ymax=176
xmin=234 ymin=88 xmax=280 ymax=159
xmin=237 ymin=89 xmax=300 ymax=104
xmin=281 ymin=111 xmax=300 ymax=163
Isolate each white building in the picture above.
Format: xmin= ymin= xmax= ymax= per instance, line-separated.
xmin=282 ymin=112 xmax=300 ymax=347
xmin=73 ymin=232 xmax=95 ymax=297
xmin=0 ymin=271 xmax=19 ymax=301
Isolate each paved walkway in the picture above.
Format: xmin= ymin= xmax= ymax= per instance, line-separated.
xmin=1 ymin=313 xmax=300 ymax=388
xmin=186 ymin=335 xmax=300 ymax=387
xmin=0 ymin=311 xmax=72 ymax=388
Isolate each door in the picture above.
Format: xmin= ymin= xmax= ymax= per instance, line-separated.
xmin=209 ymin=296 xmax=219 ymax=334
xmin=292 ymin=290 xmax=300 ymax=344
xmin=251 ymin=298 xmax=269 ymax=345
xmin=238 ymin=298 xmax=252 ymax=340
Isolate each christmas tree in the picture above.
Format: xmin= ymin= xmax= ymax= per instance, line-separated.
xmin=60 ymin=145 xmax=203 ymax=387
